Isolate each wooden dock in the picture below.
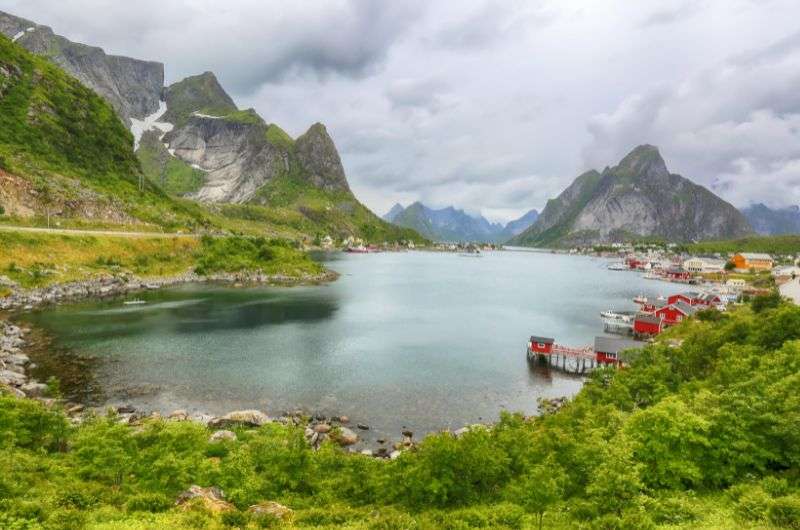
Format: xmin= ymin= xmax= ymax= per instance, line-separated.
xmin=527 ymin=343 xmax=598 ymax=374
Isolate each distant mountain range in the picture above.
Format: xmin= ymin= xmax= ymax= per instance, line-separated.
xmin=509 ymin=145 xmax=753 ymax=247
xmin=384 ymin=202 xmax=538 ymax=243
xmin=741 ymin=203 xmax=800 ymax=235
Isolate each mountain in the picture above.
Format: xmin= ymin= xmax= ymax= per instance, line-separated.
xmin=509 ymin=145 xmax=753 ymax=247
xmin=383 ymin=203 xmax=405 ymax=223
xmin=386 ymin=203 xmax=538 ymax=242
xmin=0 ymin=11 xmax=163 ymax=126
xmin=0 ymin=32 xmax=208 ymax=230
xmin=741 ymin=203 xmax=800 ymax=235
xmin=0 ymin=10 xmax=422 ymax=243
xmin=503 ymin=209 xmax=539 ymax=236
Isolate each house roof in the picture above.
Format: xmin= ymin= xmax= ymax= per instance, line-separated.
xmin=672 ymin=300 xmax=698 ymax=315
xmin=738 ymin=253 xmax=773 ymax=261
xmin=530 ymin=336 xmax=554 ymax=344
xmin=635 ymin=312 xmax=662 ymax=325
xmin=594 ymin=336 xmax=643 ymax=355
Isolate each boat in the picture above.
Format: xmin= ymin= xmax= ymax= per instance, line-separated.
xmin=607 ymin=263 xmax=628 ymax=271
xmin=123 ymin=299 xmax=146 ymax=305
xmin=642 ymin=271 xmax=662 ymax=280
xmin=345 ymin=246 xmax=370 ymax=253
xmin=600 ymin=309 xmax=638 ymax=334
xmin=633 ymin=294 xmax=648 ymax=305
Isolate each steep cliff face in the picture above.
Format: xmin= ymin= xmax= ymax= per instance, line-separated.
xmin=510 ymin=145 xmax=753 ymax=247
xmin=164 ymin=112 xmax=289 ymax=203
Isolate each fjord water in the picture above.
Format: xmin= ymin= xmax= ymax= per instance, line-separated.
xmin=22 ymin=251 xmax=681 ymax=441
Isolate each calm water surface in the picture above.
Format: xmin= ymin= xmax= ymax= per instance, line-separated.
xmin=21 ymin=251 xmax=683 ymax=441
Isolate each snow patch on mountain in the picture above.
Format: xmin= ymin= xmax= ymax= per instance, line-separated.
xmin=130 ymin=100 xmax=173 ymax=150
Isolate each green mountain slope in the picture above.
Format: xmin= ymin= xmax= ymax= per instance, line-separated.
xmin=0 ymin=34 xmax=208 ymax=231
xmin=162 ymin=71 xmax=237 ymax=127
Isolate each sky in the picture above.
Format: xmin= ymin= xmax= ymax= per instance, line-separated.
xmin=3 ymin=0 xmax=800 ymax=222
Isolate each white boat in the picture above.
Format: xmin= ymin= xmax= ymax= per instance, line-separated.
xmin=642 ymin=272 xmax=662 ymax=280
xmin=607 ymin=263 xmax=628 ymax=271
xmin=123 ymin=299 xmax=146 ymax=305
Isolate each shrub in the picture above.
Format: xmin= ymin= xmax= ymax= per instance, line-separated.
xmin=221 ymin=510 xmax=249 ymax=527
xmin=768 ymin=495 xmax=800 ymax=529
xmin=126 ymin=493 xmax=173 ymax=513
xmin=735 ymin=487 xmax=772 ymax=522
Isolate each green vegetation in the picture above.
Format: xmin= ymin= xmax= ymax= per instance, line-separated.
xmin=252 ymin=167 xmax=426 ymax=245
xmin=194 ymin=236 xmax=323 ymax=277
xmin=162 ymin=71 xmax=238 ymax=127
xmin=685 ymin=234 xmax=800 ymax=256
xmin=137 ymin=131 xmax=206 ymax=196
xmin=221 ymin=109 xmax=265 ymax=126
xmin=0 ymin=231 xmax=325 ymax=289
xmin=265 ymin=124 xmax=295 ymax=150
xmin=2 ymin=298 xmax=800 ymax=528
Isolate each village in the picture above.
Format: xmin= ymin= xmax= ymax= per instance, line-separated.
xmin=527 ymin=247 xmax=800 ymax=374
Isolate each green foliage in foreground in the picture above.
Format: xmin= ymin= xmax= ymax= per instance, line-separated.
xmin=684 ymin=234 xmax=800 ymax=256
xmin=2 ymin=301 xmax=800 ymax=528
xmin=194 ymin=236 xmax=324 ymax=277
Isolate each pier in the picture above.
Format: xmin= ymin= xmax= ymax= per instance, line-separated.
xmin=527 ymin=335 xmax=642 ymax=374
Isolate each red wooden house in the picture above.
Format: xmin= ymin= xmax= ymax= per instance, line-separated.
xmin=665 ymin=266 xmax=692 ymax=281
xmin=528 ymin=336 xmax=555 ymax=354
xmin=654 ymin=301 xmax=697 ymax=326
xmin=594 ymin=336 xmax=642 ymax=365
xmin=668 ymin=291 xmax=722 ymax=307
xmin=633 ymin=312 xmax=663 ymax=336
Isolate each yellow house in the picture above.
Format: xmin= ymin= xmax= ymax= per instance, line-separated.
xmin=731 ymin=253 xmax=774 ymax=272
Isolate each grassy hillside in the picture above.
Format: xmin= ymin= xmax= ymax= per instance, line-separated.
xmin=0 ymin=231 xmax=322 ymax=289
xmin=0 ymin=35 xmax=212 ymax=232
xmin=1 ymin=297 xmax=799 ymax=528
xmin=685 ymin=234 xmax=800 ymax=256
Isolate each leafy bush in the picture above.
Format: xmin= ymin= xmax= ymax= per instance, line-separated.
xmin=769 ymin=494 xmax=800 ymax=529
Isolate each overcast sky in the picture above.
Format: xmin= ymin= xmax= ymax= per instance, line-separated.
xmin=4 ymin=0 xmax=800 ymax=222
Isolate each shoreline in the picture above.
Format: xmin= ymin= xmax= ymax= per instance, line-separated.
xmin=0 ymin=318 xmax=457 ymax=458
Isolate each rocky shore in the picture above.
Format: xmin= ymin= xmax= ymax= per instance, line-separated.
xmin=0 ymin=269 xmax=339 ymax=311
xmin=0 ymin=317 xmax=427 ymax=458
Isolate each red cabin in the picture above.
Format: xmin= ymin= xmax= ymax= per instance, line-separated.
xmin=665 ymin=266 xmax=692 ymax=281
xmin=529 ymin=336 xmax=554 ymax=354
xmin=594 ymin=336 xmax=642 ymax=366
xmin=634 ymin=312 xmax=663 ymax=336
xmin=654 ymin=301 xmax=697 ymax=326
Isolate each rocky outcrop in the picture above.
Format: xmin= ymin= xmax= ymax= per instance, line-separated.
xmin=294 ymin=123 xmax=351 ymax=193
xmin=176 ymin=486 xmax=234 ymax=513
xmin=510 ymin=145 xmax=754 ymax=247
xmin=0 ymin=10 xmax=163 ymax=125
xmin=165 ymin=113 xmax=288 ymax=203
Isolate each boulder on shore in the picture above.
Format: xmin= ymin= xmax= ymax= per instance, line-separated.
xmin=210 ymin=409 xmax=271 ymax=428
xmin=334 ymin=426 xmax=359 ymax=446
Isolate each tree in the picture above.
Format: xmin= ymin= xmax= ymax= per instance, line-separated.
xmin=587 ymin=437 xmax=644 ymax=517
xmin=507 ymin=461 xmax=564 ymax=530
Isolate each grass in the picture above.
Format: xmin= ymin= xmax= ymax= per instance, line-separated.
xmin=0 ymin=231 xmax=199 ymax=288
xmin=265 ymin=124 xmax=295 ymax=150
xmin=0 ymin=231 xmax=325 ymax=289
xmin=136 ymin=131 xmax=206 ymax=196
xmin=162 ymin=72 xmax=237 ymax=128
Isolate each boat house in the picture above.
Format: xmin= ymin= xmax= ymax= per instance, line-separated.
xmin=683 ymin=257 xmax=726 ymax=273
xmin=528 ymin=336 xmax=555 ymax=354
xmin=665 ymin=265 xmax=692 ymax=281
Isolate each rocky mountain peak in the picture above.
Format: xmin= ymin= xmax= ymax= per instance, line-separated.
xmin=163 ymin=71 xmax=238 ymax=126
xmin=294 ymin=123 xmax=350 ymax=193
xmin=614 ymin=144 xmax=669 ymax=181
xmin=383 ymin=203 xmax=405 ymax=222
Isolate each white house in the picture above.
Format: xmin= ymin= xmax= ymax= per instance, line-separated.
xmin=683 ymin=257 xmax=726 ymax=274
